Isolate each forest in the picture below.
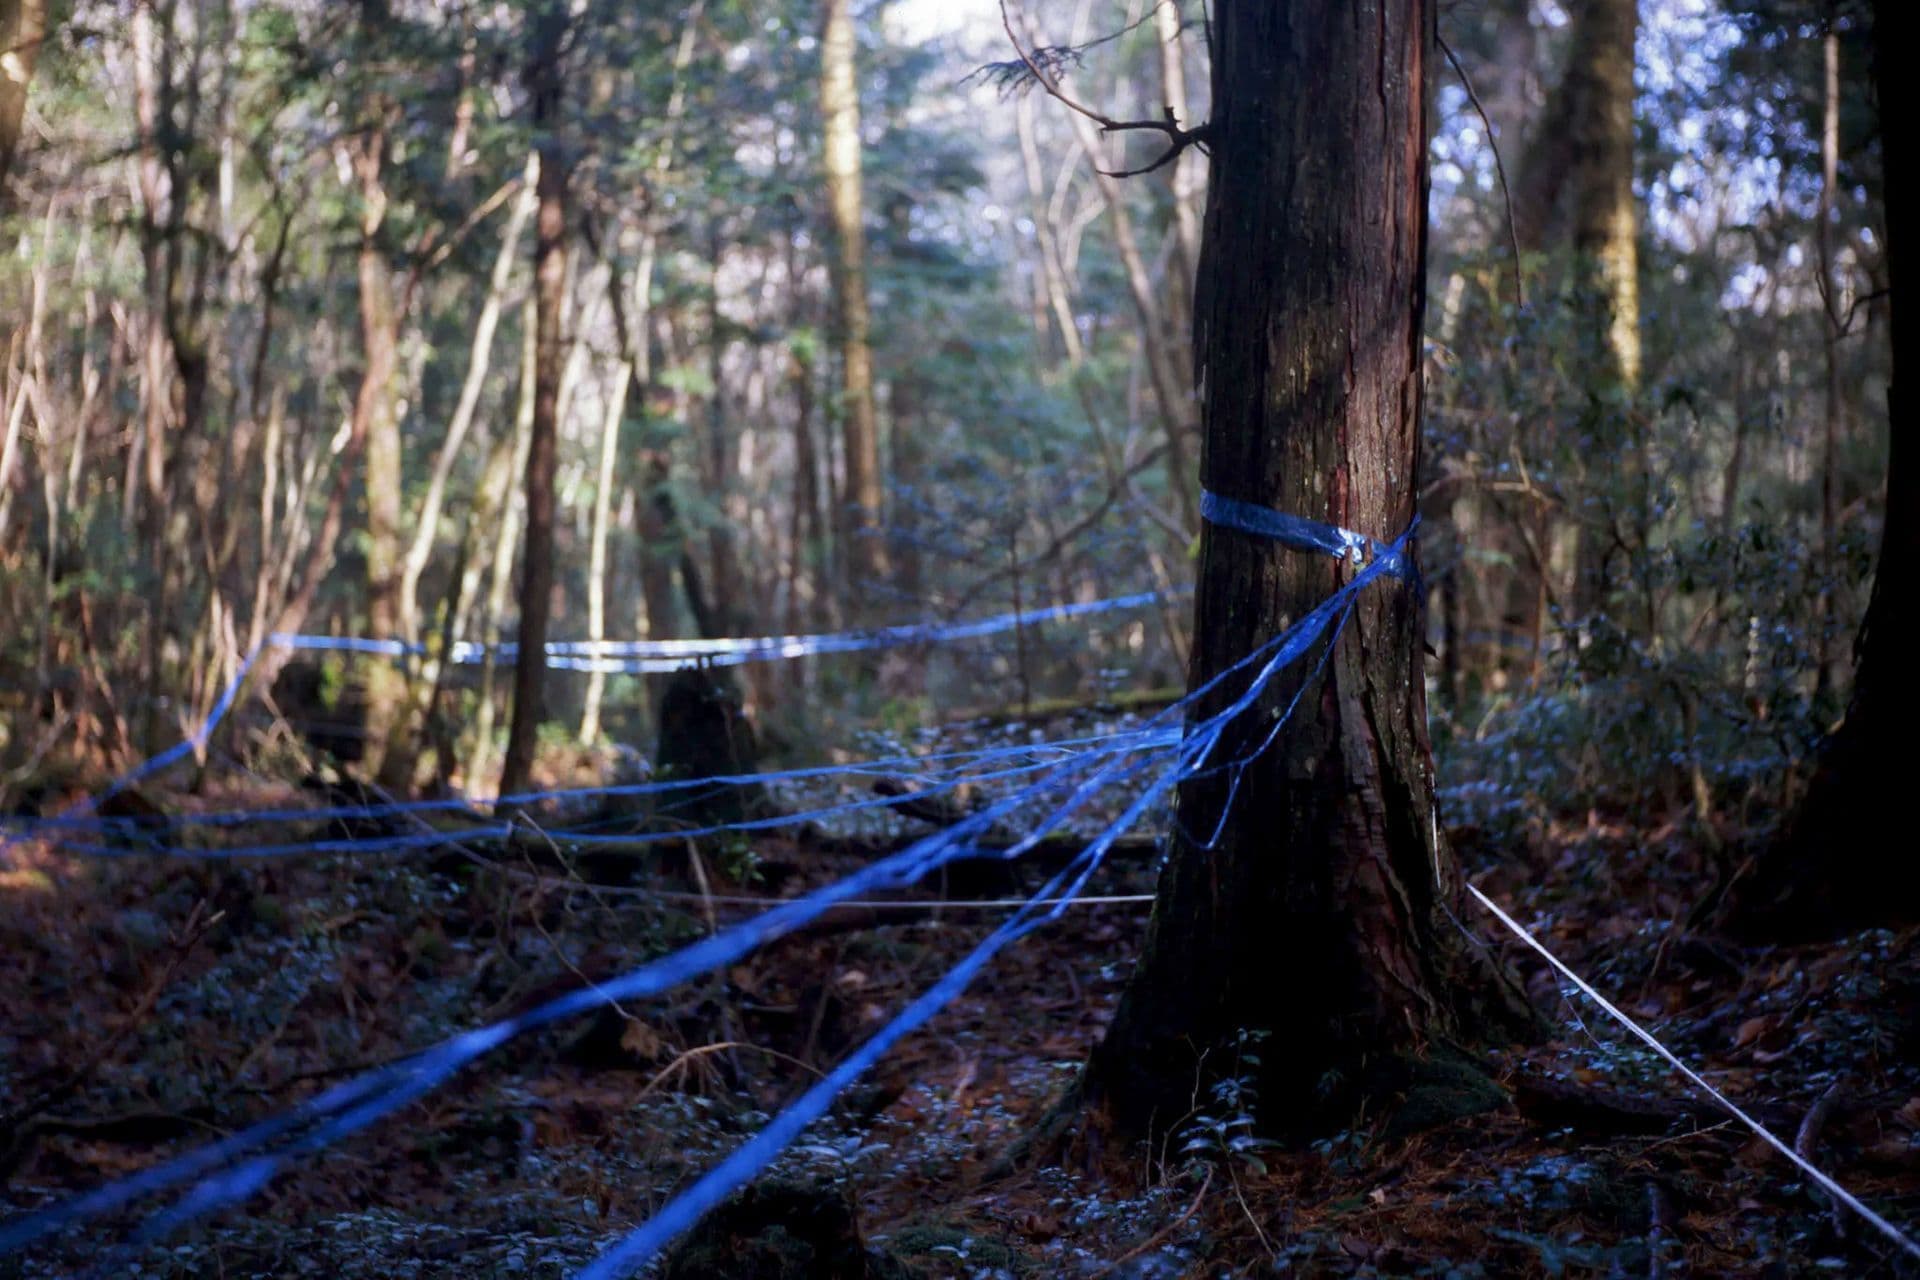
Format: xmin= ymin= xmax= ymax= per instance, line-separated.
xmin=1 ymin=0 xmax=1916 ymax=1274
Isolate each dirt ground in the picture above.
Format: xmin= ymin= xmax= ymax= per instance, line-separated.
xmin=2 ymin=735 xmax=1917 ymax=1279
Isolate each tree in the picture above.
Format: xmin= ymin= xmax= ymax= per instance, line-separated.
xmin=1070 ymin=0 xmax=1531 ymax=1140
xmin=0 ymin=0 xmax=47 ymax=195
xmin=497 ymin=0 xmax=570 ymax=801
xmin=1732 ymin=0 xmax=1918 ymax=939
xmin=819 ymin=0 xmax=890 ymax=593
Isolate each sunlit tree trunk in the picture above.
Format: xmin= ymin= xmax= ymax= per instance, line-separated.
xmin=1077 ymin=0 xmax=1530 ymax=1140
xmin=1153 ymin=0 xmax=1202 ymax=320
xmin=1062 ymin=105 xmax=1198 ymax=531
xmin=0 ymin=0 xmax=48 ymax=195
xmin=498 ymin=0 xmax=569 ymax=802
xmin=351 ymin=115 xmax=408 ymax=786
xmin=820 ymin=0 xmax=890 ymax=595
xmin=400 ymin=154 xmax=538 ymax=651
xmin=579 ymin=355 xmax=630 ymax=745
xmin=1732 ymin=0 xmax=1918 ymax=939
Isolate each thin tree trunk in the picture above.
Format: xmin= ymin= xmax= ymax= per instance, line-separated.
xmin=1152 ymin=0 xmax=1203 ymax=315
xmin=1078 ymin=0 xmax=1530 ymax=1140
xmin=399 ymin=152 xmax=538 ymax=649
xmin=467 ymin=320 xmax=538 ymax=790
xmin=498 ymin=2 xmax=570 ymax=802
xmin=820 ymin=0 xmax=891 ymax=594
xmin=579 ymin=357 xmax=630 ymax=745
xmin=1814 ymin=25 xmax=1846 ymax=704
xmin=1062 ymin=105 xmax=1197 ymax=530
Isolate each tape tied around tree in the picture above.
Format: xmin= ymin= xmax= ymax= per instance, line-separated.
xmin=1200 ymin=488 xmax=1413 ymax=580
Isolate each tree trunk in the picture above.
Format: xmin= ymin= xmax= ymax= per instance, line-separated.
xmin=1730 ymin=0 xmax=1919 ymax=940
xmin=352 ymin=118 xmax=408 ymax=786
xmin=1153 ymin=0 xmax=1203 ymax=326
xmin=1062 ymin=104 xmax=1198 ymax=531
xmin=579 ymin=354 xmax=630 ymax=745
xmin=1077 ymin=0 xmax=1531 ymax=1142
xmin=0 ymin=0 xmax=48 ymax=196
xmin=819 ymin=0 xmax=890 ymax=595
xmin=1814 ymin=25 xmax=1846 ymax=705
xmin=497 ymin=1 xmax=569 ymax=802
xmin=1511 ymin=0 xmax=1640 ymax=624
xmin=464 ymin=322 xmax=537 ymax=790
xmin=400 ymin=152 xmax=538 ymax=650
xmin=1567 ymin=0 xmax=1641 ymax=393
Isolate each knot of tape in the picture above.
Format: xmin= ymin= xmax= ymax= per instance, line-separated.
xmin=1199 ymin=489 xmax=1412 ymax=580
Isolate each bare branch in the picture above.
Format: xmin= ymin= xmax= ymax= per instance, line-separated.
xmin=988 ymin=0 xmax=1212 ymax=180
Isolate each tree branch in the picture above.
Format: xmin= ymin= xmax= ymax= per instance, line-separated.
xmin=993 ymin=0 xmax=1212 ymax=180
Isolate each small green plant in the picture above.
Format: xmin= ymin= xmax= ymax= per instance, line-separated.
xmin=1177 ymin=1029 xmax=1279 ymax=1177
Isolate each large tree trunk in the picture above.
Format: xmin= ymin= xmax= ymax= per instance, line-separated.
xmin=819 ymin=0 xmax=890 ymax=595
xmin=497 ymin=2 xmax=569 ymax=802
xmin=1566 ymin=0 xmax=1640 ymax=392
xmin=0 ymin=0 xmax=48 ymax=196
xmin=1077 ymin=0 xmax=1530 ymax=1142
xmin=1729 ymin=0 xmax=1919 ymax=940
xmin=1508 ymin=0 xmax=1641 ymax=628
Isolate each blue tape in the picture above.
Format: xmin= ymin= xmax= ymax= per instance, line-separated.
xmin=1200 ymin=489 xmax=1410 ymax=579
xmin=39 ymin=733 xmax=1175 ymax=863
xmin=279 ymin=588 xmax=1176 ymax=674
xmin=575 ymin=533 xmax=1418 ymax=1276
xmin=0 ymin=535 xmax=1411 ymax=1264
xmin=4 ymin=728 xmax=1175 ymax=842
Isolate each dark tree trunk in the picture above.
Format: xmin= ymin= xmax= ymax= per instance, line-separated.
xmin=1077 ymin=0 xmax=1531 ymax=1143
xmin=1729 ymin=0 xmax=1919 ymax=940
xmin=497 ymin=4 xmax=569 ymax=801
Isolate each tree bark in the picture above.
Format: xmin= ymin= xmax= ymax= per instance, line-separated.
xmin=352 ymin=116 xmax=409 ymax=786
xmin=1730 ymin=0 xmax=1920 ymax=940
xmin=820 ymin=0 xmax=891 ymax=594
xmin=498 ymin=1 xmax=569 ymax=802
xmin=1077 ymin=0 xmax=1530 ymax=1142
xmin=0 ymin=0 xmax=48 ymax=196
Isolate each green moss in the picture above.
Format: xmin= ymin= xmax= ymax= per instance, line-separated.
xmin=1382 ymin=1048 xmax=1510 ymax=1141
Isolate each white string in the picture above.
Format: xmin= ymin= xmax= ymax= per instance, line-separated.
xmin=1467 ymin=883 xmax=1920 ymax=1262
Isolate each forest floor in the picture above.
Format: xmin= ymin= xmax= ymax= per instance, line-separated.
xmin=2 ymin=710 xmax=1919 ymax=1279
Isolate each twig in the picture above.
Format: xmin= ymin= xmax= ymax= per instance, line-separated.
xmin=632 ymin=1040 xmax=826 ymax=1106
xmin=1437 ymin=30 xmax=1526 ymax=311
xmin=1097 ymin=1165 xmax=1213 ymax=1278
xmin=1796 ymin=1074 xmax=1850 ymax=1241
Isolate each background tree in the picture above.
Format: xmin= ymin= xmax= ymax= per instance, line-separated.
xmin=497 ymin=0 xmax=570 ymax=802
xmin=820 ymin=0 xmax=890 ymax=596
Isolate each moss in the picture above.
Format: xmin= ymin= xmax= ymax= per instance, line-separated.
xmin=881 ymin=1223 xmax=1036 ymax=1277
xmin=1382 ymin=1047 xmax=1510 ymax=1141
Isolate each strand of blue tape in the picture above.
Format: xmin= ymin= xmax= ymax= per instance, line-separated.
xmin=274 ymin=588 xmax=1174 ymax=670
xmin=7 ymin=727 xmax=1175 ymax=842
